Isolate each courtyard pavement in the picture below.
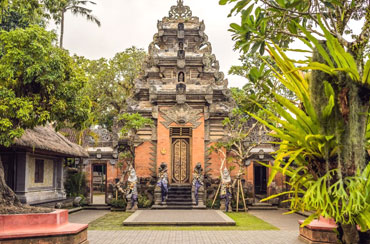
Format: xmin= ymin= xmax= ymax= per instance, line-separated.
xmin=249 ymin=209 xmax=303 ymax=231
xmin=88 ymin=230 xmax=301 ymax=244
xmin=70 ymin=209 xmax=305 ymax=244
xmin=69 ymin=210 xmax=110 ymax=224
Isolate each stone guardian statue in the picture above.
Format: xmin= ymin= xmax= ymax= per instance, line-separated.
xmin=125 ymin=167 xmax=138 ymax=212
xmin=220 ymin=168 xmax=232 ymax=212
xmin=192 ymin=163 xmax=205 ymax=208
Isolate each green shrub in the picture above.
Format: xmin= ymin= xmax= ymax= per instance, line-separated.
xmin=138 ymin=194 xmax=152 ymax=208
xmin=206 ymin=198 xmax=220 ymax=209
xmin=110 ymin=199 xmax=127 ymax=209
xmin=65 ymin=171 xmax=86 ymax=197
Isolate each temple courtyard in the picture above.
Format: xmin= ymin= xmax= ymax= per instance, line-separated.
xmin=69 ymin=209 xmax=304 ymax=243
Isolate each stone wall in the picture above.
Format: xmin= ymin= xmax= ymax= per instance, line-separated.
xmin=27 ymin=156 xmax=54 ymax=188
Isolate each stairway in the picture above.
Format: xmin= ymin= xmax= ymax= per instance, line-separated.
xmin=248 ymin=196 xmax=278 ymax=210
xmin=152 ymin=184 xmax=193 ymax=209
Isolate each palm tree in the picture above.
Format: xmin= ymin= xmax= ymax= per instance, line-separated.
xmin=58 ymin=0 xmax=101 ymax=48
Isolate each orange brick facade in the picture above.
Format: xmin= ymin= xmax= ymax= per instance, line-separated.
xmin=155 ymin=112 xmax=205 ymax=183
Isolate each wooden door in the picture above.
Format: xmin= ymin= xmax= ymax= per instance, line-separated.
xmin=254 ymin=164 xmax=267 ymax=195
xmin=172 ymin=138 xmax=190 ymax=183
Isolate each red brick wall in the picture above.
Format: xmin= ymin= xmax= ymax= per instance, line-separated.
xmin=156 ymin=111 xmax=205 ymax=183
xmin=157 ymin=112 xmax=172 ymax=181
xmin=190 ymin=114 xmax=204 ymax=183
xmin=135 ymin=141 xmax=154 ymax=178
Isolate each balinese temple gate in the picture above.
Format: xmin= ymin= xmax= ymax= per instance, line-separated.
xmin=82 ymin=0 xmax=284 ymax=209
xmin=127 ymin=0 xmax=233 ymax=208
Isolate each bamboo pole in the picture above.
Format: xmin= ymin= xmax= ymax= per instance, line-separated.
xmin=211 ymin=183 xmax=222 ymax=208
xmin=236 ymin=179 xmax=240 ymax=212
xmin=240 ymin=179 xmax=247 ymax=212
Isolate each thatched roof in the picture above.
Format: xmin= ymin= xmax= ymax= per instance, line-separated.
xmin=14 ymin=125 xmax=88 ymax=158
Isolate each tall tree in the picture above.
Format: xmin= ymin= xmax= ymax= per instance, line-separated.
xmin=0 ymin=25 xmax=90 ymax=212
xmin=75 ymin=47 xmax=146 ymax=130
xmin=220 ymin=0 xmax=370 ymax=243
xmin=46 ymin=0 xmax=101 ymax=48
xmin=0 ymin=0 xmax=45 ymax=31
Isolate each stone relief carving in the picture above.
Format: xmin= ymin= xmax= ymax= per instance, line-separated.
xmin=199 ymin=41 xmax=212 ymax=54
xmin=157 ymin=20 xmax=163 ymax=30
xmin=169 ymin=0 xmax=192 ymax=19
xmin=202 ymin=54 xmax=219 ymax=72
xmin=160 ymin=103 xmax=202 ymax=129
xmin=85 ymin=127 xmax=111 ymax=144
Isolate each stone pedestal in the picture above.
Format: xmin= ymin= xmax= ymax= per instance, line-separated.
xmin=299 ymin=217 xmax=338 ymax=244
xmin=192 ymin=185 xmax=206 ymax=209
xmin=220 ymin=199 xmax=232 ymax=212
xmin=152 ymin=185 xmax=167 ymax=209
xmin=126 ymin=201 xmax=138 ymax=213
xmin=0 ymin=210 xmax=88 ymax=244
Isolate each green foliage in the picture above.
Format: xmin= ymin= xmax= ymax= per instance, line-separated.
xmin=138 ymin=194 xmax=152 ymax=208
xmin=110 ymin=199 xmax=127 ymax=209
xmin=220 ymin=0 xmax=370 ymax=60
xmin=0 ymin=0 xmax=45 ymax=31
xmin=0 ymin=25 xmax=90 ymax=147
xmin=249 ymin=40 xmax=370 ymax=231
xmin=206 ymin=198 xmax=220 ymax=209
xmin=65 ymin=171 xmax=87 ymax=198
xmin=76 ymin=47 xmax=146 ymax=130
xmin=118 ymin=113 xmax=153 ymax=137
xmin=45 ymin=0 xmax=100 ymax=26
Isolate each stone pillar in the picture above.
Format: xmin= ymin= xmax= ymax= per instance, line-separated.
xmin=220 ymin=198 xmax=232 ymax=212
xmin=152 ymin=185 xmax=166 ymax=209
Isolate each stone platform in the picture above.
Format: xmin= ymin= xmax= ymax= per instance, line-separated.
xmin=123 ymin=210 xmax=235 ymax=226
xmin=298 ymin=217 xmax=338 ymax=244
xmin=0 ymin=210 xmax=88 ymax=244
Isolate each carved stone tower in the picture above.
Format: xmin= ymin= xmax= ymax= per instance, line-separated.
xmin=128 ymin=0 xmax=233 ymax=207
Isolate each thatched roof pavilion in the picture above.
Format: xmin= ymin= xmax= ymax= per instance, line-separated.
xmin=13 ymin=125 xmax=88 ymax=158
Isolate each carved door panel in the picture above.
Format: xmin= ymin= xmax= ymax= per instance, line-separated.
xmin=172 ymin=138 xmax=190 ymax=183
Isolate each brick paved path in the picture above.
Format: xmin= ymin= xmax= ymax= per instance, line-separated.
xmin=88 ymin=230 xmax=301 ymax=244
xmin=249 ymin=209 xmax=303 ymax=231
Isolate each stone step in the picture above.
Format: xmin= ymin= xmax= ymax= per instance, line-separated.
xmin=168 ymin=193 xmax=191 ymax=196
xmin=152 ymin=205 xmax=193 ymax=209
xmin=166 ymin=201 xmax=193 ymax=205
xmin=168 ymin=187 xmax=191 ymax=190
xmin=167 ymin=196 xmax=191 ymax=200
xmin=248 ymin=205 xmax=278 ymax=210
xmin=84 ymin=205 xmax=111 ymax=210
xmin=168 ymin=189 xmax=191 ymax=192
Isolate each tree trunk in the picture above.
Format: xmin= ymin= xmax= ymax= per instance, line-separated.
xmin=0 ymin=156 xmax=21 ymax=207
xmin=60 ymin=11 xmax=65 ymax=48
xmin=340 ymin=224 xmax=360 ymax=244
xmin=311 ymin=42 xmax=370 ymax=244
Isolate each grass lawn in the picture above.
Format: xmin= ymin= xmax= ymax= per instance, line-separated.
xmin=88 ymin=212 xmax=278 ymax=231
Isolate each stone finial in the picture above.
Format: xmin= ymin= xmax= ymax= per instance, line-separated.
xmin=169 ymin=0 xmax=192 ymax=19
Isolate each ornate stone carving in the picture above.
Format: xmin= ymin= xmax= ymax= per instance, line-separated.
xmin=177 ymin=59 xmax=186 ymax=69
xmin=192 ymin=163 xmax=205 ymax=208
xmin=169 ymin=0 xmax=192 ymax=19
xmin=199 ymin=41 xmax=212 ymax=54
xmin=160 ymin=103 xmax=202 ymax=129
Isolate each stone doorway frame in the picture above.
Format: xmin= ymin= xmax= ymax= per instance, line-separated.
xmin=254 ymin=162 xmax=268 ymax=196
xmin=90 ymin=161 xmax=108 ymax=205
xmin=170 ymin=129 xmax=192 ymax=184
